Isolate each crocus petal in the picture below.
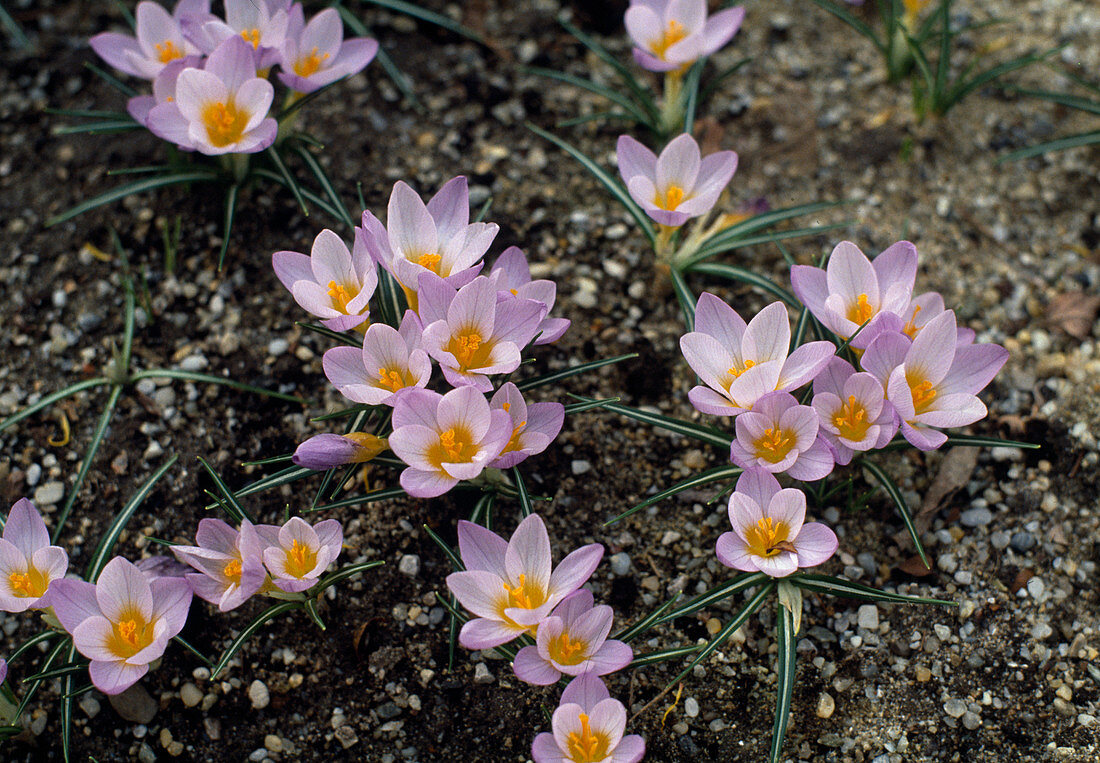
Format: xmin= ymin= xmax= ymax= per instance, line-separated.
xmin=513 ymin=646 xmax=561 ymax=685
xmin=547 ymin=544 xmax=603 ymax=599
xmin=95 ymin=558 xmax=153 ymax=623
xmin=459 ymin=617 xmax=522 ymax=650
xmin=49 ymin=579 xmax=101 ymax=633
xmin=716 ymin=531 xmax=756 ymax=571
xmin=792 ymin=522 xmax=838 ymax=568
xmin=457 ymin=520 xmax=509 ymax=578
xmin=505 ymin=514 xmax=552 ymax=592
xmin=88 ymin=659 xmax=148 ymax=696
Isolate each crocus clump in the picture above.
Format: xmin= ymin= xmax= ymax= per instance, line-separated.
xmin=90 ymin=0 xmax=203 ymax=80
xmin=532 ymin=673 xmax=645 ymax=763
xmin=625 ymin=0 xmax=745 ymax=73
xmin=0 ymin=499 xmax=68 ymax=613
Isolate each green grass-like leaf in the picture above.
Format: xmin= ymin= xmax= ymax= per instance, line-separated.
xmin=315 ymin=559 xmax=385 ymax=592
xmin=360 ymin=0 xmax=485 ymax=44
xmin=197 ymin=456 xmax=254 ymax=524
xmin=685 ymin=261 xmax=800 ymax=308
xmin=769 ymin=599 xmax=797 ymax=763
xmin=292 ymin=142 xmax=354 ymax=228
xmin=174 ymin=635 xmax=213 ymax=667
xmin=807 ymin=0 xmax=885 ymax=52
xmin=998 ymin=130 xmax=1100 ymax=162
xmin=515 ymin=353 xmax=637 ymax=392
xmin=563 ymin=397 xmax=620 ymax=416
xmin=306 ymin=486 xmax=409 ymax=512
xmin=613 ymin=592 xmax=683 ymax=644
xmin=0 ymin=378 xmax=110 ymax=433
xmin=526 ymin=66 xmax=655 ymax=129
xmin=218 ymin=182 xmax=240 ymax=270
xmin=793 ymin=573 xmax=956 ymax=606
xmin=558 ymin=17 xmax=659 ymax=125
xmin=424 ymin=524 xmax=464 ymax=572
xmin=670 ymin=266 xmax=697 ymax=330
xmin=130 ymin=369 xmax=306 ymax=405
xmin=857 ymin=458 xmax=929 ymax=568
xmin=46 ymin=171 xmax=216 ymax=227
xmin=266 ymin=145 xmax=309 ymax=216
xmin=513 ymin=468 xmax=533 ymax=518
xmin=605 ymin=464 xmax=742 ymax=526
xmin=374 ymin=267 xmax=408 ymax=329
xmin=575 ymin=396 xmax=732 ymax=450
xmin=656 ymin=571 xmax=770 ymax=624
xmin=212 ymin=600 xmax=300 ymax=678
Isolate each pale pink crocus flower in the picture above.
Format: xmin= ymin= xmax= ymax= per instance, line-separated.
xmin=489 ymin=247 xmax=570 ymax=345
xmin=625 ymin=0 xmax=745 ymax=73
xmin=127 ymin=57 xmax=192 ymax=137
xmin=50 ymin=557 xmax=192 ymax=695
xmin=618 ymin=133 xmax=738 ymax=228
xmin=256 ymin=517 xmax=342 ymax=593
xmin=277 ymin=6 xmax=378 ymax=94
xmin=681 ymin=294 xmax=835 ymax=417
xmin=811 ymin=357 xmax=897 ymax=465
xmin=513 ymin=589 xmax=632 ymax=686
xmin=729 ymin=391 xmax=835 ymax=481
xmin=418 ymin=274 xmax=545 ymax=392
xmin=716 ymin=470 xmax=838 ymax=578
xmin=388 ymin=387 xmax=513 ymax=498
xmin=146 ymin=36 xmax=277 ymax=155
xmin=487 ymin=383 xmax=565 ymax=470
xmin=190 ymin=0 xmax=289 ymax=70
xmin=861 ymin=311 xmax=1008 ymax=451
xmin=532 ymin=673 xmax=645 ymax=763
xmin=90 ymin=0 xmax=207 ymax=80
xmin=273 ymin=227 xmax=378 ymax=331
xmin=172 ymin=519 xmax=266 ymax=611
xmin=322 ymin=310 xmax=431 ymax=406
xmin=292 ymin=432 xmax=388 ymax=470
xmin=0 ymin=499 xmax=68 ymax=613
xmin=445 ymin=515 xmax=603 ymax=649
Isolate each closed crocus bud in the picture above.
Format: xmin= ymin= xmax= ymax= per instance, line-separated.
xmin=292 ymin=432 xmax=387 ymax=470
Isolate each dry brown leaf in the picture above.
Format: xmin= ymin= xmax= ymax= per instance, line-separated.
xmin=1046 ymin=291 xmax=1100 ymax=339
xmin=897 ymin=555 xmax=935 ymax=577
xmin=917 ymin=446 xmax=979 ymax=534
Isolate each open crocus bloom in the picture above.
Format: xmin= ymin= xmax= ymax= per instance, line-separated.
xmin=0 ymin=499 xmax=68 ymax=613
xmin=625 ymin=0 xmax=744 ymax=73
xmin=190 ymin=0 xmax=289 ymax=69
xmin=51 ymin=557 xmax=192 ymax=695
xmin=513 ymin=589 xmax=632 ymax=685
xmin=172 ymin=519 xmax=266 ymax=611
xmin=681 ymin=294 xmax=835 ymax=417
xmin=90 ymin=0 xmax=206 ymax=80
xmin=277 ymin=6 xmax=378 ymax=93
xmin=487 ymin=383 xmax=565 ymax=469
xmin=389 ymin=387 xmax=513 ymax=498
xmin=811 ymin=357 xmax=897 ymax=465
xmin=716 ymin=470 xmax=837 ymax=577
xmin=323 ymin=311 xmax=431 ymax=406
xmin=127 ymin=58 xmax=193 ymax=134
xmin=147 ymin=35 xmax=277 ymax=154
xmin=292 ymin=432 xmax=388 ymax=470
xmin=257 ymin=517 xmax=342 ymax=593
xmin=618 ymin=133 xmax=738 ymax=228
xmin=273 ymin=227 xmax=378 ymax=331
xmin=729 ymin=391 xmax=835 ymax=481
xmin=532 ymin=673 xmax=645 ymax=763
xmin=861 ymin=311 xmax=1008 ymax=451
xmin=446 ymin=515 xmax=603 ymax=650
xmin=489 ymin=247 xmax=571 ymax=345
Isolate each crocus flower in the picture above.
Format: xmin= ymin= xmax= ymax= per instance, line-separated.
xmin=729 ymin=391 xmax=835 ymax=481
xmin=359 ymin=177 xmax=497 ymax=307
xmin=811 ymin=357 xmax=897 ymax=465
xmin=277 ymin=6 xmax=378 ymax=93
xmin=134 ymin=555 xmax=191 ymax=580
xmin=388 ymin=387 xmax=513 ymax=498
xmin=419 ymin=275 xmax=546 ymax=392
xmin=446 ymin=514 xmax=603 ymax=649
xmin=861 ymin=311 xmax=1008 ymax=451
xmin=532 ymin=673 xmax=645 ymax=763
xmin=0 ymin=658 xmax=6 ymax=685
xmin=682 ymin=294 xmax=836 ymax=417
xmin=189 ymin=0 xmax=289 ymax=69
xmin=90 ymin=0 xmax=206 ymax=80
xmin=127 ymin=58 xmax=192 ymax=134
xmin=487 ymin=383 xmax=565 ymax=469
xmin=50 ymin=557 xmax=192 ymax=695
xmin=146 ymin=35 xmax=277 ymax=155
xmin=489 ymin=247 xmax=570 ymax=345
xmin=618 ymin=133 xmax=738 ymax=227
xmin=256 ymin=517 xmax=342 ymax=593
xmin=273 ymin=227 xmax=378 ymax=331
xmin=513 ymin=589 xmax=632 ymax=685
xmin=0 ymin=498 xmax=68 ymax=613
xmin=172 ymin=519 xmax=266 ymax=611
xmin=322 ymin=311 xmax=430 ymax=406
xmin=716 ymin=470 xmax=837 ymax=577
xmin=292 ymin=432 xmax=388 ymax=470
xmin=625 ymin=0 xmax=745 ymax=73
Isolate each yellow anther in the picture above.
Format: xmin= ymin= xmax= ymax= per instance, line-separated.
xmin=416 ymin=252 xmax=442 ymax=274
xmin=744 ymin=516 xmax=794 ymax=558
xmin=285 ymin=538 xmax=316 ymax=578
xmin=439 ymin=428 xmax=466 ymax=461
xmin=908 ymin=376 xmax=938 ymax=414
xmin=200 ymin=99 xmax=247 ymax=147
xmin=293 ymin=46 xmax=331 ymax=78
xmin=567 ymin=712 xmax=610 ymax=762
xmin=753 ymin=426 xmax=795 ymax=463
xmin=549 ymin=630 xmax=588 ymax=666
xmin=327 ymin=280 xmax=356 ymax=314
xmin=223 ymin=558 xmax=242 ymax=583
xmin=500 ymin=420 xmax=527 ymax=455
xmin=652 ymin=19 xmax=687 ymax=60
xmin=154 ymin=39 xmax=183 ymax=64
xmin=655 ymin=183 xmax=686 ymax=211
xmin=377 ymin=367 xmax=407 ymax=393
xmin=451 ymin=332 xmax=483 ymax=368
xmin=9 ymin=569 xmax=46 ymax=598
xmin=727 ymin=358 xmax=756 ymax=380
xmin=832 ymin=394 xmax=871 ymax=441
xmin=501 ymin=573 xmax=545 ymax=611
xmin=902 ymin=304 xmax=923 ymax=340
xmin=240 ymin=28 xmax=262 ymax=48
xmin=847 ymin=293 xmax=875 ymax=325
xmin=118 ymin=619 xmax=140 ymax=647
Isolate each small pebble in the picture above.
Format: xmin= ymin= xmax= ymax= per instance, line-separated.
xmin=473 ymin=662 xmax=494 ymax=685
xmin=180 ymin=683 xmax=203 ymax=708
xmin=960 ymin=507 xmax=992 ymax=527
xmin=398 ymin=554 xmax=420 ymax=577
xmin=264 ymin=735 xmax=284 ymax=753
xmin=962 ymin=711 xmax=981 ymax=730
xmin=248 ymin=680 xmax=270 ymax=710
xmin=857 ymin=604 xmax=879 ymax=631
xmin=609 ymin=553 xmax=631 ymax=576
xmin=1010 ymin=532 xmax=1036 ymax=552
xmin=33 ymin=481 xmax=64 ymax=506
xmin=571 ymin=459 xmax=591 ymax=475
xmin=684 ymin=697 xmax=699 ymax=718
xmin=816 ymin=692 xmax=835 ymax=719
xmin=944 ymin=698 xmax=967 ymax=718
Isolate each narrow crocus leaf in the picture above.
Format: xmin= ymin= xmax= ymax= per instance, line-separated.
xmin=46 ymin=171 xmax=216 ymax=227
xmin=562 ymin=397 xmax=620 ymax=416
xmin=575 ymin=396 xmax=731 ymax=450
xmin=314 ymin=560 xmax=385 ymax=593
xmin=173 ymin=635 xmax=213 ymax=667
xmin=806 ymin=0 xmax=885 ymax=50
xmin=292 ymin=143 xmax=354 ymax=228
xmin=0 ymin=378 xmax=109 ymax=434
xmin=358 ymin=0 xmax=485 ymax=43
xmin=512 ymin=468 xmax=533 ymax=518
xmin=51 ymin=384 xmax=121 ymax=543
xmin=130 ymin=369 xmax=306 ymax=404
xmin=218 ymin=182 xmax=239 ymax=270
xmin=559 ymin=17 xmax=659 ymax=124
xmin=881 ymin=433 xmax=1039 ymax=451
xmin=657 ymin=572 xmax=770 ymax=625
xmin=792 ymin=573 xmax=956 ymax=606
xmin=212 ymin=601 xmax=300 ymax=678
xmin=305 ymin=487 xmax=409 ymax=512
xmin=226 ymin=465 xmax=313 ymax=502
xmin=613 ymin=592 xmax=682 ymax=644
xmin=468 ymin=492 xmax=495 ymax=528
xmin=526 ymin=66 xmax=654 ymax=128
xmin=197 ymin=456 xmax=254 ymax=524
xmin=605 ymin=465 xmax=743 ymax=526
xmin=516 ymin=354 xmax=637 ymax=392
xmin=60 ymin=642 xmax=78 ymax=763
xmin=685 ymin=262 xmax=800 ymax=308
xmin=857 ymin=458 xmax=928 ymax=569
xmin=423 ymin=524 xmax=464 ymax=572
xmin=627 ymin=642 xmax=705 ymax=669
xmin=670 ymin=266 xmax=696 ymax=330
xmin=770 ymin=600 xmax=798 ymax=763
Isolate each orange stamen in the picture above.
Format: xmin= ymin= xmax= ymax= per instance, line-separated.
xmin=753 ymin=426 xmax=795 ymax=463
xmin=832 ymin=394 xmax=870 ymax=441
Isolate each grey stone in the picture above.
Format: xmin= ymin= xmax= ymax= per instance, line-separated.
xmin=33 ymin=481 xmax=64 ymax=506
xmin=609 ymin=553 xmax=631 ymax=576
xmin=398 ymin=554 xmax=420 ymax=577
xmin=248 ymin=680 xmax=270 ymax=710
xmin=944 ymin=698 xmax=967 ymax=718
xmin=960 ymin=507 xmax=993 ymax=527
xmin=1010 ymin=532 xmax=1036 ymax=552
xmin=857 ymin=604 xmax=880 ymax=631
xmin=109 ymin=684 xmax=157 ymax=724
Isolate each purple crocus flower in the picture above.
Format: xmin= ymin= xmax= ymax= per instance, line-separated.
xmin=489 ymin=247 xmax=570 ymax=345
xmin=532 ymin=673 xmax=645 ymax=763
xmin=90 ymin=0 xmax=207 ymax=80
xmin=487 ymin=383 xmax=565 ymax=469
xmin=50 ymin=557 xmax=192 ymax=695
xmin=681 ymin=294 xmax=835 ymax=417
xmin=513 ymin=589 xmax=632 ymax=686
xmin=188 ymin=0 xmax=289 ymax=70
xmin=729 ymin=391 xmax=835 ymax=481
xmin=445 ymin=515 xmax=603 ymax=650
xmin=277 ymin=6 xmax=378 ymax=93
xmin=618 ymin=133 xmax=738 ymax=227
xmin=388 ymin=387 xmax=513 ymax=498
xmin=273 ymin=227 xmax=377 ymax=331
xmin=418 ymin=274 xmax=546 ymax=392
xmin=292 ymin=432 xmax=387 ymax=470
xmin=146 ymin=35 xmax=277 ymax=155
xmin=172 ymin=519 xmax=267 ymax=611
xmin=322 ymin=311 xmax=431 ymax=406
xmin=256 ymin=517 xmax=342 ymax=593
xmin=126 ymin=57 xmax=193 ymax=134
xmin=811 ymin=357 xmax=897 ymax=465
xmin=625 ymin=0 xmax=745 ymax=73
xmin=0 ymin=498 xmax=68 ymax=613
xmin=716 ymin=470 xmax=837 ymax=578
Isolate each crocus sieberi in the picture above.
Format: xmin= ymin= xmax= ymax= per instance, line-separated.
xmin=446 ymin=515 xmax=603 ymax=650
xmin=273 ymin=227 xmax=378 ymax=331
xmin=513 ymin=589 xmax=632 ymax=686
xmin=257 ymin=516 xmax=342 ymax=593
xmin=0 ymin=499 xmax=68 ymax=613
xmin=172 ymin=519 xmax=266 ymax=611
xmin=618 ymin=133 xmax=738 ymax=228
xmin=51 ymin=557 xmax=192 ymax=695
xmin=625 ymin=0 xmax=745 ymax=73
xmin=277 ymin=6 xmax=378 ymax=93
xmin=187 ymin=0 xmax=288 ymax=69
xmin=811 ymin=357 xmax=897 ymax=465
xmin=716 ymin=470 xmax=838 ymax=577
xmin=127 ymin=57 xmax=191 ymax=132
xmin=681 ymin=294 xmax=835 ymax=417
xmin=729 ymin=391 xmax=835 ymax=481
xmin=90 ymin=0 xmax=206 ymax=80
xmin=388 ymin=386 xmax=513 ymax=498
xmin=322 ymin=311 xmax=430 ymax=406
xmin=489 ymin=246 xmax=571 ymax=345
xmin=293 ymin=432 xmax=388 ymax=470
xmin=487 ymin=383 xmax=565 ymax=470
xmin=531 ymin=673 xmax=645 ymax=763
